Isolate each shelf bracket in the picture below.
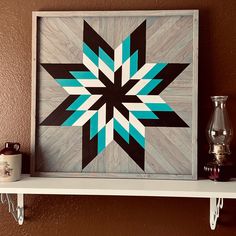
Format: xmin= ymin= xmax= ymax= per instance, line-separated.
xmin=0 ymin=193 xmax=24 ymax=225
xmin=210 ymin=197 xmax=223 ymax=230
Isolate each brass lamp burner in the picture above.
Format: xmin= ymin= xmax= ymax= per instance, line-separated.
xmin=212 ymin=144 xmax=230 ymax=164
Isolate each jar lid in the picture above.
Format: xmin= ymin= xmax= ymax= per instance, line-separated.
xmin=0 ymin=142 xmax=21 ymax=155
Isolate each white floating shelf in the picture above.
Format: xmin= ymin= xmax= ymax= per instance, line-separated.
xmin=0 ymin=175 xmax=235 ymax=198
xmin=0 ymin=175 xmax=236 ymax=229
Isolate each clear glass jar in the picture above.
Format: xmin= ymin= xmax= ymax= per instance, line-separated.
xmin=207 ymin=96 xmax=233 ymax=156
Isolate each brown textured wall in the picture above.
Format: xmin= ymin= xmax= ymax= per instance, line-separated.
xmin=0 ymin=0 xmax=235 ymax=235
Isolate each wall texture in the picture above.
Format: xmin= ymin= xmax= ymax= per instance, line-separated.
xmin=0 ymin=0 xmax=235 ymax=235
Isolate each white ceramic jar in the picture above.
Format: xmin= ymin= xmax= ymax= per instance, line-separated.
xmin=0 ymin=142 xmax=22 ymax=182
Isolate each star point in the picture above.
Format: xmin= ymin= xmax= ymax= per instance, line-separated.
xmin=41 ymin=20 xmax=189 ymax=170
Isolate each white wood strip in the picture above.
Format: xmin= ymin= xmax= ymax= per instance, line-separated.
xmin=33 ymin=10 xmax=198 ymax=18
xmin=114 ymin=43 xmax=122 ymax=71
xmin=83 ymin=54 xmax=99 ymax=78
xmin=122 ymin=103 xmax=151 ymax=111
xmin=114 ymin=108 xmax=129 ymax=130
xmin=77 ymin=95 xmax=102 ymax=110
xmin=192 ymin=10 xmax=199 ymax=180
xmin=78 ymin=79 xmax=105 ymax=87
xmin=137 ymin=95 xmax=165 ymax=103
xmin=73 ymin=111 xmax=96 ymax=126
xmin=106 ymin=118 xmax=114 ymax=146
xmin=121 ymin=56 xmax=130 ymax=86
xmin=31 ymin=12 xmax=38 ymax=176
xmin=129 ymin=113 xmax=145 ymax=136
xmin=126 ymin=80 xmax=150 ymax=95
xmin=63 ymin=87 xmax=91 ymax=95
xmin=99 ymin=58 xmax=114 ymax=83
xmin=98 ymin=104 xmax=106 ymax=132
xmin=131 ymin=63 xmax=155 ymax=79
xmin=0 ymin=175 xmax=236 ymax=199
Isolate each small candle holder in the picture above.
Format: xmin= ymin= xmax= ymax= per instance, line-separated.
xmin=204 ymin=96 xmax=233 ymax=181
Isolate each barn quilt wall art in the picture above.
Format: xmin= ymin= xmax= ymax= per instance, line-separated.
xmin=31 ymin=10 xmax=198 ymax=179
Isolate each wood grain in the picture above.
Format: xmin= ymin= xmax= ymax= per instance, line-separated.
xmin=32 ymin=11 xmax=198 ymax=179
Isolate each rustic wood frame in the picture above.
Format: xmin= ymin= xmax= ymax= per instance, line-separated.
xmin=31 ymin=10 xmax=198 ymax=179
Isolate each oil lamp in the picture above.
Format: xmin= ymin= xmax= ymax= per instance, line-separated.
xmin=204 ymin=96 xmax=233 ymax=181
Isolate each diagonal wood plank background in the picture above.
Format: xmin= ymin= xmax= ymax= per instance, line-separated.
xmin=36 ymin=14 xmax=195 ymax=179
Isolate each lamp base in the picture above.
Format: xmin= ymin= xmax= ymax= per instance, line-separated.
xmin=204 ymin=161 xmax=233 ymax=181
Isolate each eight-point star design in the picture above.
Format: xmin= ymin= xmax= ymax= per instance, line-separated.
xmin=41 ymin=20 xmax=189 ymax=170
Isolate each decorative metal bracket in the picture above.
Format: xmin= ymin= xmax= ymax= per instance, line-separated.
xmin=0 ymin=193 xmax=227 ymax=229
xmin=210 ymin=198 xmax=223 ymax=230
xmin=0 ymin=193 xmax=24 ymax=225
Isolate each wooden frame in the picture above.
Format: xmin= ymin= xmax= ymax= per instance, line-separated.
xmin=31 ymin=10 xmax=198 ymax=179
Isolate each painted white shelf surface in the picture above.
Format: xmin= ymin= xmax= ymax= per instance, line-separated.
xmin=0 ymin=174 xmax=236 ymax=229
xmin=0 ymin=175 xmax=236 ymax=198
